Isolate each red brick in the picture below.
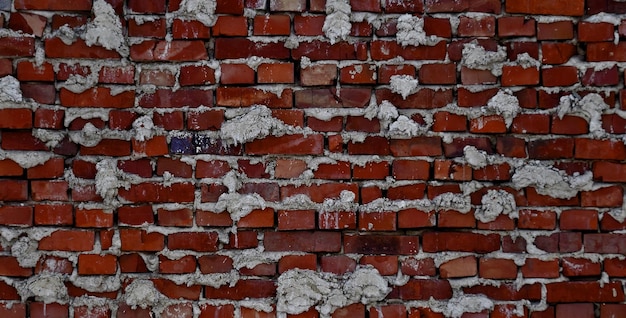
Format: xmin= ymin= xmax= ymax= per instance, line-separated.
xmin=541 ymin=43 xmax=577 ymax=64
xmin=0 ymin=256 xmax=32 ymax=277
xmin=424 ymin=0 xmax=500 ymax=13
xmin=575 ymin=138 xmax=626 ymax=160
xmin=254 ymin=14 xmax=290 ymax=35
xmin=27 ymin=158 xmax=64 ymax=179
xmin=199 ymin=304 xmax=235 ymax=318
xmin=418 ymin=63 xmax=456 ymax=84
xmin=78 ymin=254 xmax=117 ymax=275
xmin=562 ymin=257 xmax=601 ymax=277
xmin=127 ymin=18 xmax=166 ymax=37
xmin=579 ymin=22 xmax=615 ymax=42
xmin=159 ymin=255 xmax=196 ymax=273
xmin=217 ymin=87 xmax=291 ymax=108
xmin=179 ymin=65 xmax=216 ymax=86
xmin=278 ymin=210 xmax=315 ymax=230
xmin=215 ymin=38 xmax=290 ymax=59
xmin=392 ymin=160 xmax=430 ymax=180
xmin=60 ymin=87 xmax=134 ymax=108
xmin=457 ymin=16 xmax=496 ymax=37
xmin=479 ymin=258 xmax=517 ymax=279
xmin=130 ymin=40 xmax=208 ymax=61
xmin=522 ymin=259 xmax=560 ymax=278
xmin=15 ymin=0 xmax=90 ymax=10
xmin=118 ymin=205 xmax=154 ymax=226
xmin=546 ymin=281 xmax=624 ymax=303
xmin=8 ymin=13 xmax=45 ymax=37
xmin=212 ymin=16 xmax=248 ymax=36
xmin=542 ymin=66 xmax=578 ymax=87
xmin=128 ymin=0 xmax=165 ymax=13
xmin=507 ymin=0 xmax=583 ymax=15
xmin=245 ymin=134 xmax=323 ymax=155
xmin=400 ymin=258 xmax=436 ymax=276
xmin=39 ymin=230 xmax=94 ymax=251
xmin=423 ymin=232 xmax=500 ymax=253
xmin=560 ymin=209 xmax=598 ymax=230
xmin=498 ymin=16 xmax=535 ymax=37
xmin=120 ymin=229 xmax=165 ymax=252
xmin=269 ymin=0 xmax=305 ymax=11
xmin=344 ymin=234 xmax=418 ymax=255
xmin=320 ymin=255 xmax=357 ymax=275
xmin=17 ymin=61 xmax=54 ymax=82
xmin=151 ymin=278 xmax=201 ymax=300
xmin=537 ymin=21 xmax=574 ymax=40
xmin=139 ymin=88 xmax=213 ymax=108
xmin=156 ymin=207 xmax=192 ymax=227
xmin=582 ymin=186 xmax=623 ymax=207
xmin=205 ymin=280 xmax=276 ymax=300
xmin=601 ymin=304 xmax=626 ymax=318
xmin=300 ymin=64 xmax=337 ymax=86
xmin=198 ymin=255 xmax=233 ymax=274
xmin=139 ymin=68 xmax=175 ymax=86
xmin=440 ymin=256 xmax=477 ymax=278
xmin=31 ymin=180 xmax=68 ymax=201
xmin=586 ymin=67 xmax=620 ymax=88
xmin=258 ymin=62 xmax=294 ymax=83
xmin=29 ymin=303 xmax=68 ymax=318
xmin=172 ymin=19 xmax=211 ymax=39
xmin=509 ymin=113 xmax=548 ymax=134
xmin=502 ymin=65 xmax=539 ymax=86
xmin=432 ymin=112 xmax=467 ymax=132
xmin=265 ymin=231 xmax=341 ymax=252
xmin=353 ymin=161 xmax=389 ymax=180
xmin=358 ymin=211 xmax=396 ymax=231
xmin=389 ymin=279 xmax=452 ymax=300
xmin=469 ymin=115 xmax=507 ymax=133
xmin=0 ymin=160 xmax=23 ymax=177
xmin=528 ymin=138 xmax=574 ymax=159
xmin=594 ymin=161 xmax=626 ymax=182
xmin=119 ymin=182 xmax=195 ymax=203
xmin=318 ymin=211 xmax=356 ymax=230
xmin=588 ymin=42 xmax=626 ymax=62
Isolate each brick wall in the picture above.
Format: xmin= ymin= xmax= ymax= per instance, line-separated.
xmin=1 ymin=0 xmax=626 ymax=317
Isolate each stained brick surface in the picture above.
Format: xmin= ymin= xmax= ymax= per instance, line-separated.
xmin=0 ymin=0 xmax=625 ymax=316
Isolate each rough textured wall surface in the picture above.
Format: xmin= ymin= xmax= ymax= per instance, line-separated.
xmin=1 ymin=0 xmax=626 ymax=317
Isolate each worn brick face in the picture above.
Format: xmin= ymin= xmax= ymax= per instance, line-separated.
xmin=1 ymin=0 xmax=625 ymax=316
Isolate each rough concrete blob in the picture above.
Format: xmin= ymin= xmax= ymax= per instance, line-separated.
xmin=323 ymin=0 xmax=352 ymax=44
xmin=276 ymin=266 xmax=390 ymax=317
xmin=433 ymin=192 xmax=471 ymax=213
xmin=95 ymin=159 xmax=129 ymax=209
xmin=475 ymin=189 xmax=517 ymax=223
xmin=69 ymin=122 xmax=103 ymax=147
xmin=132 ymin=116 xmax=156 ymax=142
xmin=220 ymin=105 xmax=301 ymax=145
xmin=321 ymin=190 xmax=357 ymax=213
xmin=124 ymin=279 xmax=163 ymax=309
xmin=512 ymin=164 xmax=594 ymax=199
xmin=214 ymin=193 xmax=267 ymax=222
xmin=396 ymin=14 xmax=438 ymax=46
xmin=461 ymin=42 xmax=507 ymax=76
xmin=0 ymin=76 xmax=23 ymax=102
xmin=485 ymin=90 xmax=520 ymax=128
xmin=388 ymin=115 xmax=420 ymax=137
xmin=21 ymin=274 xmax=69 ymax=304
xmin=84 ymin=0 xmax=129 ymax=57
xmin=174 ymin=0 xmax=218 ymax=27
xmin=389 ymin=75 xmax=419 ymax=100
xmin=556 ymin=93 xmax=609 ymax=136
xmin=463 ymin=145 xmax=488 ymax=169
xmin=442 ymin=295 xmax=494 ymax=318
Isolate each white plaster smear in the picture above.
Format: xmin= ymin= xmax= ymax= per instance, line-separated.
xmin=277 ymin=266 xmax=390 ymax=317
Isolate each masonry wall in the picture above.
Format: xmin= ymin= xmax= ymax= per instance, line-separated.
xmin=1 ymin=0 xmax=626 ymax=317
